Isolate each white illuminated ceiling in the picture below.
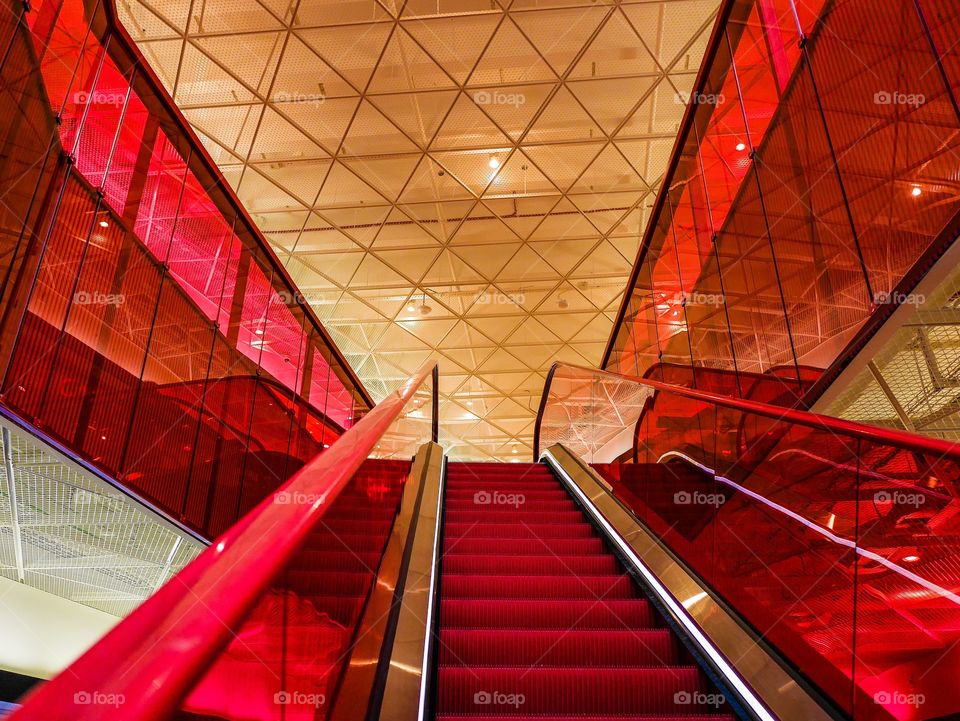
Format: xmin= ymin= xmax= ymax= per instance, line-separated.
xmin=119 ymin=0 xmax=719 ymax=460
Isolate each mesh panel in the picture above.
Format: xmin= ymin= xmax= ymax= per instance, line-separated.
xmin=0 ymin=425 xmax=203 ymax=617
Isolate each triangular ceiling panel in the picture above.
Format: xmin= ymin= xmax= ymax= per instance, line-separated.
xmin=468 ymin=17 xmax=556 ymax=85
xmin=369 ymin=91 xmax=459 ymax=147
xmin=511 ymin=6 xmax=609 ymax=77
xmin=342 ymin=100 xmax=421 ymax=155
xmin=369 ymin=28 xmax=457 ymax=93
xmin=299 ymin=23 xmax=394 ymax=90
xmin=524 ymin=85 xmax=604 ymax=145
xmin=405 ymin=15 xmax=502 ymax=84
xmin=432 ymin=92 xmax=513 ymax=150
xmin=471 ymin=82 xmax=554 ymax=141
xmin=568 ymin=76 xmax=660 ymax=135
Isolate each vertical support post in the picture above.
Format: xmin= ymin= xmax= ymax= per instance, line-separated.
xmin=2 ymin=426 xmax=25 ymax=582
xmin=431 ymin=364 xmax=439 ymax=444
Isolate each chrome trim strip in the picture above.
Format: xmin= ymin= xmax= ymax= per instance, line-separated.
xmin=328 ymin=442 xmax=442 ymax=721
xmin=542 ymin=444 xmax=835 ymax=721
xmin=416 ymin=453 xmax=445 ymax=721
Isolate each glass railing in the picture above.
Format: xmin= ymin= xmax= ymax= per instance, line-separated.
xmin=0 ymin=0 xmax=370 ymax=540
xmin=10 ymin=361 xmax=438 ymax=721
xmin=538 ymin=361 xmax=960 ymax=721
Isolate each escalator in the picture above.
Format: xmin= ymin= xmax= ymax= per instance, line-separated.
xmin=435 ymin=461 xmax=734 ymax=720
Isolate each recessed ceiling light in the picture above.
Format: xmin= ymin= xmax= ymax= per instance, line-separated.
xmin=466 ymin=400 xmax=473 ymax=406
xmin=99 ymin=220 xmax=109 ymax=227
xmin=488 ymin=156 xmax=500 ymax=169
xmin=903 ymin=554 xmax=920 ymax=562
xmin=511 ymin=448 xmax=517 ymax=454
xmin=736 ymin=142 xmax=747 ymax=152
xmin=407 ymin=304 xmax=415 ymax=312
xmin=911 ymin=185 xmax=922 ymax=197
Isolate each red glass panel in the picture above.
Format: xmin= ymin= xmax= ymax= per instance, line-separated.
xmin=0 ymin=0 xmax=372 ymax=545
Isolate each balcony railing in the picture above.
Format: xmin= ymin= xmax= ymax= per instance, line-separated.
xmin=10 ymin=361 xmax=439 ymax=721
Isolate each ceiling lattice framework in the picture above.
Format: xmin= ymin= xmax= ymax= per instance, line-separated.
xmin=119 ymin=0 xmax=719 ymax=460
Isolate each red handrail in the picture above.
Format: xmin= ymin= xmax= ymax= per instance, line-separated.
xmin=10 ymin=361 xmax=438 ymax=721
xmin=537 ymin=362 xmax=960 ymax=462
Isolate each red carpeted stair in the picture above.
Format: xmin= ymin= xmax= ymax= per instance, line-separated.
xmin=435 ymin=462 xmax=734 ymax=721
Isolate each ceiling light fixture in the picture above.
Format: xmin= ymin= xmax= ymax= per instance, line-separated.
xmin=558 ymin=297 xmax=569 ymax=309
xmin=736 ymin=142 xmax=747 ymax=152
xmin=488 ymin=156 xmax=500 ymax=169
xmin=418 ymin=290 xmax=433 ymax=315
xmin=98 ymin=220 xmax=109 ymax=228
xmin=903 ymin=554 xmax=920 ymax=562
xmin=911 ymin=185 xmax=922 ymax=197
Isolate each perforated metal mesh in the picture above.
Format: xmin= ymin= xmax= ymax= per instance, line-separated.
xmin=0 ymin=424 xmax=204 ymax=617
xmin=823 ymin=257 xmax=960 ymax=440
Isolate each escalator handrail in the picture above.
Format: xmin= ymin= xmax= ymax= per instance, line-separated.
xmin=536 ymin=361 xmax=960 ymax=462
xmin=10 ymin=361 xmax=439 ymax=721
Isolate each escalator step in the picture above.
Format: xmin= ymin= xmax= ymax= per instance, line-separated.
xmin=441 ymin=574 xmax=636 ymax=599
xmin=438 ymin=629 xmax=677 ymax=667
xmin=440 ymin=599 xmax=655 ymax=629
xmin=444 ymin=537 xmax=607 ymax=556
xmin=443 ymin=554 xmax=619 ymax=575
xmin=444 ymin=510 xmax=585 ymax=524
xmin=436 ymin=666 xmax=714 ymax=715
xmin=444 ymin=522 xmax=595 ymax=539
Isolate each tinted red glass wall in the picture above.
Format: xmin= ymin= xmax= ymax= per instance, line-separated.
xmin=605 ymin=0 xmax=960 ymax=405
xmin=0 ymin=0 xmax=371 ymax=539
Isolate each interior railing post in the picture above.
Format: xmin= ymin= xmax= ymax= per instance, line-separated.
xmin=431 ymin=363 xmax=439 ymax=444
